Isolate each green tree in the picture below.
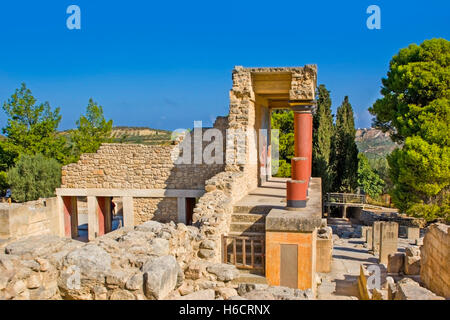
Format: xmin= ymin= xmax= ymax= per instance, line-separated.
xmin=71 ymin=98 xmax=113 ymax=159
xmin=331 ymin=96 xmax=359 ymax=192
xmin=271 ymin=110 xmax=294 ymax=177
xmin=1 ymin=83 xmax=68 ymax=163
xmin=6 ymin=153 xmax=61 ymax=202
xmin=0 ymin=144 xmax=14 ymax=195
xmin=368 ymin=157 xmax=392 ymax=193
xmin=312 ymin=84 xmax=335 ymax=193
xmin=357 ymin=153 xmax=385 ymax=198
xmin=369 ymin=39 xmax=450 ymax=221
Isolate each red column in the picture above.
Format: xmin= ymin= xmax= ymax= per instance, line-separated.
xmin=62 ymin=196 xmax=78 ymax=238
xmin=62 ymin=197 xmax=72 ymax=237
xmin=308 ymin=113 xmax=313 ymax=182
xmin=286 ymin=110 xmax=313 ymax=209
xmin=97 ymin=197 xmax=106 ymax=236
xmin=97 ymin=197 xmax=112 ymax=236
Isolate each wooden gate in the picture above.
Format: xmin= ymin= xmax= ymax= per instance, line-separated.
xmin=222 ymin=235 xmax=265 ymax=272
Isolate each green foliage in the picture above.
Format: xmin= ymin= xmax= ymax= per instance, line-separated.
xmin=388 ymin=137 xmax=449 ymax=210
xmin=70 ymin=98 xmax=113 ymax=160
xmin=406 ymin=199 xmax=449 ymax=223
xmin=0 ymin=143 xmax=15 ymax=172
xmin=1 ymin=83 xmax=68 ymax=164
xmin=331 ymin=96 xmax=359 ymax=192
xmin=369 ymin=39 xmax=450 ymax=217
xmin=271 ymin=110 xmax=294 ymax=177
xmin=273 ymin=159 xmax=291 ymax=178
xmin=312 ymin=84 xmax=335 ymax=193
xmin=357 ymin=153 xmax=385 ymax=198
xmin=368 ymin=157 xmax=392 ymax=193
xmin=0 ymin=171 xmax=8 ymax=196
xmin=6 ymin=153 xmax=61 ymax=202
xmin=369 ymin=38 xmax=450 ymax=143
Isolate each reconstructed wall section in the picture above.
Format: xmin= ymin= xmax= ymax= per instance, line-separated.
xmin=0 ymin=198 xmax=60 ymax=241
xmin=420 ymin=223 xmax=450 ymax=298
xmin=60 ymin=118 xmax=228 ymax=223
xmin=61 ymin=143 xmax=223 ymax=190
xmin=133 ymin=197 xmax=177 ymax=225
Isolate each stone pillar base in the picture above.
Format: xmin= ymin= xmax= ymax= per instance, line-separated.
xmin=266 ymin=178 xmax=322 ymax=293
xmin=266 ymin=230 xmax=317 ymax=292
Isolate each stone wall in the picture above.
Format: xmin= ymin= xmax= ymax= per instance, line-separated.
xmin=316 ymin=227 xmax=332 ymax=273
xmin=420 ymin=223 xmax=450 ymax=298
xmin=359 ymin=209 xmax=426 ymax=228
xmin=227 ymin=67 xmax=258 ymax=192
xmin=192 ymin=170 xmax=252 ymax=263
xmin=1 ymin=221 xmax=313 ymax=300
xmin=0 ymin=198 xmax=60 ymax=241
xmin=61 ymin=143 xmax=224 ymax=190
xmin=133 ymin=197 xmax=177 ymax=225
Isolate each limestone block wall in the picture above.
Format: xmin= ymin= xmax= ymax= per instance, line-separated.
xmin=227 ymin=67 xmax=258 ymax=192
xmin=61 ymin=143 xmax=224 ymax=190
xmin=420 ymin=223 xmax=450 ymax=298
xmin=61 ymin=120 xmax=228 ymax=224
xmin=0 ymin=198 xmax=60 ymax=241
xmin=360 ymin=210 xmax=426 ymax=228
xmin=192 ymin=170 xmax=252 ymax=262
xmin=133 ymin=197 xmax=177 ymax=225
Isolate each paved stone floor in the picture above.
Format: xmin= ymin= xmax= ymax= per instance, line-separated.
xmin=317 ymin=218 xmax=417 ymax=300
xmin=233 ymin=177 xmax=288 ymax=209
xmin=317 ymin=234 xmax=375 ymax=299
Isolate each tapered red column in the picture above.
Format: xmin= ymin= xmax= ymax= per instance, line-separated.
xmin=308 ymin=112 xmax=313 ymax=181
xmin=287 ymin=109 xmax=313 ymax=209
xmin=62 ymin=196 xmax=78 ymax=238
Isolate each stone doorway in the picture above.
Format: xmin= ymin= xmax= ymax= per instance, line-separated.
xmin=185 ymin=197 xmax=196 ymax=225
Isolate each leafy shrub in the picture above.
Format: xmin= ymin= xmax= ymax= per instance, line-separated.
xmin=406 ymin=198 xmax=450 ymax=223
xmin=7 ymin=153 xmax=61 ymax=202
xmin=0 ymin=171 xmax=8 ymax=196
xmin=273 ymin=159 xmax=291 ymax=178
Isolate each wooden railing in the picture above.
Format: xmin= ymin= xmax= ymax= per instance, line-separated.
xmin=326 ymin=193 xmax=366 ymax=204
xmin=222 ymin=235 xmax=265 ymax=271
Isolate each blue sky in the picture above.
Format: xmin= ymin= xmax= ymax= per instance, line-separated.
xmin=0 ymin=0 xmax=449 ymax=131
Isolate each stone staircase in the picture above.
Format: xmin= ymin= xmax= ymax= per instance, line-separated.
xmin=225 ymin=205 xmax=271 ymax=274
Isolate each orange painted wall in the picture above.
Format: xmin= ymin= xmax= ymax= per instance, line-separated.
xmin=265 ymin=230 xmax=317 ymax=291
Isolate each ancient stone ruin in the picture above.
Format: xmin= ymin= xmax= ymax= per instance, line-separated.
xmin=1 ymin=66 xmax=449 ymax=300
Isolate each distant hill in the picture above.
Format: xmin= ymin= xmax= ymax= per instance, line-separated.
xmin=59 ymin=126 xmax=173 ymax=146
xmin=110 ymin=126 xmax=172 ymax=145
xmin=355 ymin=128 xmax=398 ymax=159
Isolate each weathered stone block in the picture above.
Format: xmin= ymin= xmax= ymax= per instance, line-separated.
xmin=65 ymin=244 xmax=112 ymax=279
xmin=394 ymin=278 xmax=444 ymax=300
xmin=407 ymin=227 xmax=420 ymax=241
xmin=386 ymin=277 xmax=396 ymax=300
xmin=366 ymin=227 xmax=373 ymax=250
xmin=387 ymin=252 xmax=404 ymax=274
xmin=405 ymin=245 xmax=420 ymax=257
xmin=379 ymin=222 xmax=398 ymax=265
xmin=372 ymin=221 xmax=382 ymax=255
xmin=109 ymin=289 xmax=135 ymax=300
xmin=125 ymin=273 xmax=144 ymax=291
xmin=175 ymin=289 xmax=215 ymax=300
xmin=404 ymin=255 xmax=421 ymax=275
xmin=149 ymin=238 xmax=169 ymax=256
xmin=206 ymin=263 xmax=239 ymax=282
xmin=185 ymin=260 xmax=207 ymax=280
xmin=198 ymin=248 xmax=215 ymax=259
xmin=216 ymin=287 xmax=238 ymax=300
xmin=143 ymin=255 xmax=180 ymax=300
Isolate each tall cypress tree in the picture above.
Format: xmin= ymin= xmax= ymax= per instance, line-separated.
xmin=331 ymin=96 xmax=359 ymax=192
xmin=312 ymin=84 xmax=334 ymax=193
